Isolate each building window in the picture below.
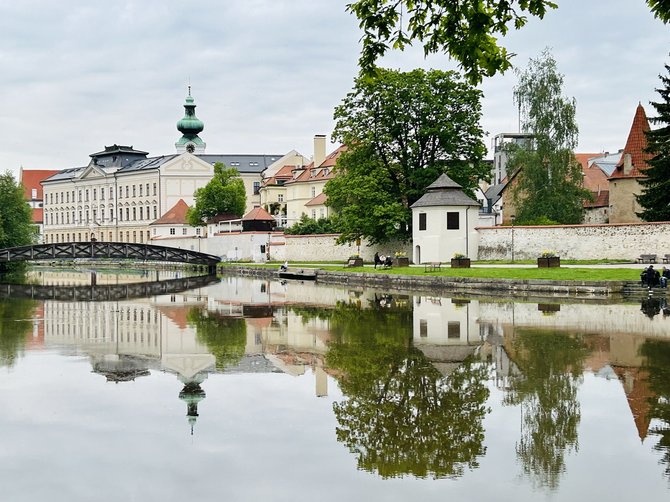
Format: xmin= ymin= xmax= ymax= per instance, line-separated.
xmin=85 ymin=190 xmax=89 ymax=202
xmin=420 ymin=319 xmax=428 ymax=337
xmin=132 ymin=207 xmax=136 ymax=220
xmin=110 ymin=209 xmax=114 ymax=221
xmin=139 ymin=207 xmax=143 ymax=220
xmin=170 ymin=228 xmax=175 ymax=235
xmin=132 ymin=185 xmax=136 ymax=197
xmin=153 ymin=183 xmax=157 ymax=196
xmin=153 ymin=228 xmax=157 ymax=235
xmin=110 ymin=187 xmax=114 ymax=199
xmin=278 ymin=194 xmax=284 ymax=202
xmin=78 ymin=211 xmax=82 ymax=223
xmin=93 ymin=189 xmax=96 ymax=200
xmin=126 ymin=208 xmax=130 ymax=220
xmin=195 ymin=228 xmax=201 ymax=235
xmin=448 ymin=321 xmax=461 ymax=339
xmin=311 ymin=187 xmax=316 ymax=198
xmin=139 ymin=185 xmax=143 ymax=197
xmin=447 ymin=212 xmax=459 ymax=230
xmin=253 ymin=182 xmax=260 ymax=195
xmin=133 ymin=231 xmax=136 ymax=242
xmin=146 ymin=183 xmax=150 ymax=195
xmin=312 ymin=209 xmax=316 ymax=219
xmin=125 ymin=186 xmax=129 ymax=198
xmin=182 ymin=228 xmax=187 ymax=235
xmin=119 ymin=208 xmax=123 ymax=221
xmin=85 ymin=210 xmax=89 ymax=223
xmin=153 ymin=206 xmax=157 ymax=219
xmin=31 ymin=188 xmax=37 ymax=199
xmin=100 ymin=188 xmax=104 ymax=200
xmin=419 ymin=213 xmax=427 ymax=231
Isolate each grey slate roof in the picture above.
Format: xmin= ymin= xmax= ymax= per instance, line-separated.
xmin=484 ymin=182 xmax=505 ymax=204
xmin=410 ymin=173 xmax=480 ymax=208
xmin=197 ymin=154 xmax=284 ymax=174
xmin=41 ymin=151 xmax=284 ymax=182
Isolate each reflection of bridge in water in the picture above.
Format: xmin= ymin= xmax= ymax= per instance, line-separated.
xmin=0 ymin=274 xmax=220 ymax=301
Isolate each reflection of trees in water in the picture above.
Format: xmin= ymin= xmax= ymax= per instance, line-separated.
xmin=0 ymin=298 xmax=37 ymax=367
xmin=640 ymin=340 xmax=670 ymax=479
xmin=504 ymin=329 xmax=588 ymax=490
xmin=187 ymin=308 xmax=247 ymax=370
xmin=326 ymin=303 xmax=489 ymax=479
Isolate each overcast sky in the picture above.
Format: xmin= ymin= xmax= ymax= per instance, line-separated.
xmin=1 ymin=0 xmax=668 ymax=178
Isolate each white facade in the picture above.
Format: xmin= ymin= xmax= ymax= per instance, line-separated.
xmin=42 ymin=152 xmax=214 ymax=244
xmin=412 ymin=205 xmax=480 ymax=264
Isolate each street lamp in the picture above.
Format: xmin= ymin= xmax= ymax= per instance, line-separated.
xmin=511 ymin=215 xmax=516 ymax=263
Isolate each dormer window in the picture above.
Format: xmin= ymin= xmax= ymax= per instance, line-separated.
xmin=323 ymin=168 xmax=329 ymax=176
xmin=310 ymin=169 xmax=317 ymax=178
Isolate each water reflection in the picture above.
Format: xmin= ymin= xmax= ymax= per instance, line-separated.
xmin=2 ymin=271 xmax=670 ymax=499
xmin=503 ymin=329 xmax=588 ymax=489
xmin=641 ymin=340 xmax=670 ymax=479
xmin=0 ymin=298 xmax=37 ymax=367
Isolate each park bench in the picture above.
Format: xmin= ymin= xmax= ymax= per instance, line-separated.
xmin=663 ymin=254 xmax=670 ymax=264
xmin=424 ymin=262 xmax=442 ymax=272
xmin=637 ymin=254 xmax=657 ymax=263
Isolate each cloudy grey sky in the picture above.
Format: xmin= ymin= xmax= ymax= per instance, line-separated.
xmin=1 ymin=0 xmax=668 ymax=178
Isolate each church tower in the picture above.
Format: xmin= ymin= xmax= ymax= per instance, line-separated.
xmin=175 ymin=86 xmax=206 ymax=154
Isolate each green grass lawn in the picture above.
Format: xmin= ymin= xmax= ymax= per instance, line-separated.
xmin=222 ymin=263 xmax=640 ymax=281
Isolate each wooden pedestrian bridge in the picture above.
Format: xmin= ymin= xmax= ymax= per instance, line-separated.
xmin=0 ymin=242 xmax=221 ymax=273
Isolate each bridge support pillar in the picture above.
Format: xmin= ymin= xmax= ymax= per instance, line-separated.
xmin=208 ymin=264 xmax=217 ymax=275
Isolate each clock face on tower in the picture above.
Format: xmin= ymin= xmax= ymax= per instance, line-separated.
xmin=186 ymin=144 xmax=195 ymax=153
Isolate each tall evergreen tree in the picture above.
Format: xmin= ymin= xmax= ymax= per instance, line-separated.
xmin=637 ymin=62 xmax=670 ymax=221
xmin=0 ymin=171 xmax=36 ymax=248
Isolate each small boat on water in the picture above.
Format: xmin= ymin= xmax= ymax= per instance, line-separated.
xmin=278 ymin=267 xmax=318 ymax=281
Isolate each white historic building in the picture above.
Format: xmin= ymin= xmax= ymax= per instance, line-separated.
xmin=410 ymin=173 xmax=480 ymax=264
xmin=41 ymin=91 xmax=285 ymax=244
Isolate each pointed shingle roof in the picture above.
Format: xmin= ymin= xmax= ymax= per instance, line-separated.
xmin=610 ymin=104 xmax=653 ymax=179
xmin=410 ymin=173 xmax=479 ymax=208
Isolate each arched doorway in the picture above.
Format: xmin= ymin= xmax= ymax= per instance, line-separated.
xmin=415 ymin=245 xmax=421 ymax=264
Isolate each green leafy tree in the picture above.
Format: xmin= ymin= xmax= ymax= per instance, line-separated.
xmin=0 ymin=298 xmax=37 ymax=368
xmin=508 ymin=49 xmax=591 ymax=225
xmin=325 ymin=68 xmax=487 ymax=244
xmin=188 ymin=308 xmax=247 ymax=370
xmin=504 ymin=328 xmax=588 ymax=489
xmin=348 ymin=0 xmax=558 ymax=83
xmin=349 ymin=1 xmax=669 ymax=83
xmin=284 ymin=214 xmax=341 ymax=235
xmin=649 ymin=0 xmax=670 ymax=22
xmin=637 ymin=62 xmax=670 ymax=221
xmin=186 ymin=163 xmax=246 ymax=226
xmin=0 ymin=171 xmax=36 ymax=249
xmin=325 ymin=302 xmax=490 ymax=479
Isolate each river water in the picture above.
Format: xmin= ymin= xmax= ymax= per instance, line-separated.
xmin=1 ymin=268 xmax=669 ymax=501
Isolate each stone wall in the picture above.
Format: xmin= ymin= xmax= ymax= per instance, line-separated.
xmin=477 ymin=221 xmax=670 ymax=260
xmin=283 ymin=234 xmax=410 ymax=262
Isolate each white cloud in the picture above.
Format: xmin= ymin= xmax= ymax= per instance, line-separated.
xmin=0 ymin=0 xmax=668 ymax=177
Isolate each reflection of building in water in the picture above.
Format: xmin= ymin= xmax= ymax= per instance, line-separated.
xmin=25 ymin=268 xmax=185 ymax=286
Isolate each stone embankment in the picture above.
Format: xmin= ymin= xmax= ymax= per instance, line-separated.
xmin=222 ymin=265 xmax=628 ymax=298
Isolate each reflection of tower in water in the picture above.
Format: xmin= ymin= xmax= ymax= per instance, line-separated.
xmin=178 ymin=374 xmax=207 ymax=435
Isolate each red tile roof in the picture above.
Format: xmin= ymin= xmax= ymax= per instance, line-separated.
xmin=20 ymin=169 xmax=60 ymax=200
xmin=285 ymin=145 xmax=344 ymax=185
xmin=584 ymin=190 xmax=609 ymax=208
xmin=151 ymin=199 xmax=190 ymax=225
xmin=305 ymin=192 xmax=328 ymax=206
xmin=575 ymin=153 xmax=609 ymax=193
xmin=242 ymin=206 xmax=275 ymax=221
xmin=262 ymin=164 xmax=298 ymax=187
xmin=610 ymin=104 xmax=652 ymax=179
xmin=32 ymin=208 xmax=44 ymax=224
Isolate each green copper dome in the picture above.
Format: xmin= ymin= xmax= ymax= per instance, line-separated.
xmin=176 ymin=92 xmax=204 ymax=136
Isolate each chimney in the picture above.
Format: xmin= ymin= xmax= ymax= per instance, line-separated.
xmin=313 ymin=135 xmax=326 ymax=167
xmin=623 ymin=153 xmax=633 ymax=175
